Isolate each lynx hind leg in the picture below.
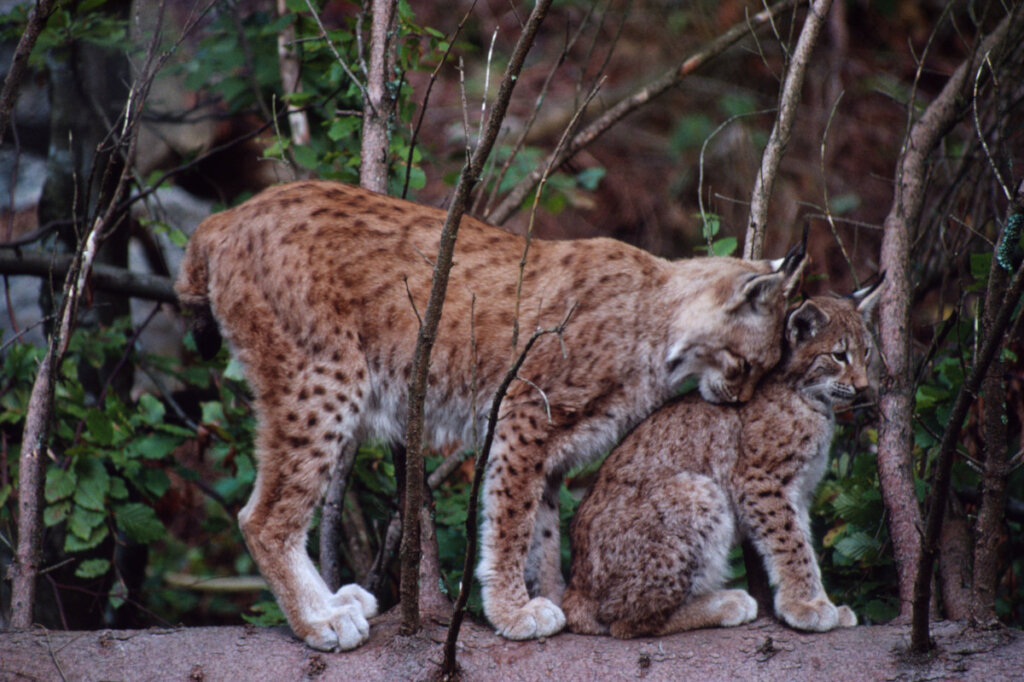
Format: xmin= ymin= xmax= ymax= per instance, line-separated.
xmin=525 ymin=474 xmax=566 ymax=604
xmin=561 ymin=587 xmax=610 ymax=635
xmin=239 ymin=376 xmax=375 ymax=650
xmin=650 ymin=590 xmax=758 ymax=636
xmin=477 ymin=416 xmax=566 ymax=640
xmin=605 ymin=472 xmax=741 ymax=639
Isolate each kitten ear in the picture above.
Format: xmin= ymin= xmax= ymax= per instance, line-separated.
xmin=787 ymin=299 xmax=829 ymax=346
xmin=850 ymin=272 xmax=885 ymax=321
xmin=768 ymin=225 xmax=808 ymax=298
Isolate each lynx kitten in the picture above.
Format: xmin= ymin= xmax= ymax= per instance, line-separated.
xmin=562 ymin=282 xmax=882 ymax=638
xmin=175 ymin=180 xmax=806 ymax=650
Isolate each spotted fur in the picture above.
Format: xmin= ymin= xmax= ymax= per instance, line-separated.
xmin=562 ymin=283 xmax=882 ymax=637
xmin=174 ymin=180 xmax=805 ymax=649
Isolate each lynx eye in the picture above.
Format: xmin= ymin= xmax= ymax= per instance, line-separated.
xmin=831 ymin=351 xmax=849 ymax=364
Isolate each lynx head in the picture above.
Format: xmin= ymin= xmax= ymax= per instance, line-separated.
xmin=782 ymin=277 xmax=884 ymax=409
xmin=665 ymin=234 xmax=807 ymax=404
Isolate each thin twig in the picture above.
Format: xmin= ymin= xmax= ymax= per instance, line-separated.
xmin=743 ymin=0 xmax=833 ymax=260
xmin=819 ymin=90 xmax=859 ymax=286
xmin=488 ymin=0 xmax=803 ymax=225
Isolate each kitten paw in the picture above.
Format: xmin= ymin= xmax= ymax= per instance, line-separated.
xmin=777 ymin=595 xmax=843 ymax=632
xmin=301 ymin=585 xmax=377 ymax=651
xmin=493 ymin=597 xmax=566 ymax=640
xmin=716 ymin=589 xmax=758 ymax=627
xmin=836 ymin=604 xmax=857 ymax=627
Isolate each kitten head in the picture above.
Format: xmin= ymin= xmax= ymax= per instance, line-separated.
xmin=782 ymin=277 xmax=884 ymax=409
xmin=665 ymin=234 xmax=807 ymax=404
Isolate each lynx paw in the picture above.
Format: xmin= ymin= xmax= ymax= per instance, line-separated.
xmin=777 ymin=595 xmax=844 ymax=632
xmin=836 ymin=604 xmax=857 ymax=627
xmin=331 ymin=583 xmax=378 ymax=619
xmin=493 ymin=597 xmax=566 ymax=640
xmin=302 ymin=585 xmax=377 ymax=651
xmin=715 ymin=589 xmax=758 ymax=627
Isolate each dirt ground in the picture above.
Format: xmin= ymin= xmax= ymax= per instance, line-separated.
xmin=2 ymin=612 xmax=1021 ymax=681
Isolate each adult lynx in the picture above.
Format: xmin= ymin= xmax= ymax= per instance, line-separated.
xmin=175 ymin=180 xmax=805 ymax=650
xmin=562 ymin=282 xmax=882 ymax=638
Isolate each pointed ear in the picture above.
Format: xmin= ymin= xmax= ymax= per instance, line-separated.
xmin=850 ymin=272 xmax=885 ymax=321
xmin=769 ymin=225 xmax=808 ymax=298
xmin=730 ymin=272 xmax=784 ymax=312
xmin=787 ymin=299 xmax=829 ymax=347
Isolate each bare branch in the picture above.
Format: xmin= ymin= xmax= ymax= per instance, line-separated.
xmin=487 ymin=0 xmax=803 ymax=225
xmin=359 ymin=0 xmax=398 ymax=192
xmin=277 ymin=0 xmax=311 ymax=148
xmin=743 ymin=0 xmax=832 ymax=260
xmin=867 ymin=3 xmax=1024 ymax=649
xmin=0 ymin=250 xmax=177 ymax=304
xmin=0 ymin=0 xmax=58 ymax=147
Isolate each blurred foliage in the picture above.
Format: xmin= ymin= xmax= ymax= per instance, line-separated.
xmin=3 ymin=0 xmax=1023 ymax=636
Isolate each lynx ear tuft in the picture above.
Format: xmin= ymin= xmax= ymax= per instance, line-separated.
xmin=775 ymin=225 xmax=809 ymax=297
xmin=849 ymin=272 xmax=885 ymax=320
xmin=787 ymin=299 xmax=829 ymax=346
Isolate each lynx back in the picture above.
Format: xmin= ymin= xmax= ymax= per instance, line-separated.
xmin=175 ymin=180 xmax=806 ymax=649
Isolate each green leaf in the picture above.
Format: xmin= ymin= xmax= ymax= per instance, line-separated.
xmin=64 ymin=523 xmax=109 ymax=552
xmin=711 ymin=236 xmax=738 ymax=257
xmin=75 ymin=558 xmax=111 ymax=579
xmin=915 ymin=384 xmax=948 ymax=411
xmin=834 ymin=531 xmax=879 ymax=562
xmin=44 ymin=500 xmax=71 ymax=527
xmin=327 ymin=116 xmax=360 ymax=141
xmin=575 ymin=167 xmax=605 ymax=191
xmin=698 ymin=212 xmax=721 ymax=240
xmin=167 ymin=227 xmax=189 ymax=247
xmin=138 ymin=394 xmax=166 ymax=425
xmin=223 ymin=358 xmax=246 ymax=382
xmin=74 ymin=458 xmax=110 ymax=511
xmin=242 ymin=599 xmax=287 ymax=626
xmin=292 ymin=144 xmax=319 ymax=170
xmin=85 ymin=410 xmax=115 ymax=445
xmin=69 ymin=505 xmax=107 ymax=540
xmin=970 ymin=252 xmax=992 ymax=282
xmin=45 ymin=468 xmax=77 ymax=503
xmin=142 ymin=469 xmax=170 ymax=498
xmin=108 ymin=476 xmax=129 ymax=500
xmin=115 ymin=503 xmax=166 ymax=543
xmin=131 ymin=433 xmax=180 ymax=460
xmin=201 ymin=401 xmax=226 ymax=425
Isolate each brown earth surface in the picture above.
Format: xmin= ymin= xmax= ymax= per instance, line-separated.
xmin=1 ymin=612 xmax=1021 ymax=681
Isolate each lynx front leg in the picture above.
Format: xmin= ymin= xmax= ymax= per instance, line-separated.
xmin=239 ymin=425 xmax=377 ymax=651
xmin=477 ymin=431 xmax=565 ymax=640
xmin=735 ymin=476 xmax=855 ymax=632
xmin=525 ymin=474 xmax=566 ymax=603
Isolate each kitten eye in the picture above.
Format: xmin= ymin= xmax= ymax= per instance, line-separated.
xmin=831 ymin=351 xmax=848 ymax=364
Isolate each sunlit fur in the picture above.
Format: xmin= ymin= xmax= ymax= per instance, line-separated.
xmin=175 ymin=181 xmax=805 ymax=648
